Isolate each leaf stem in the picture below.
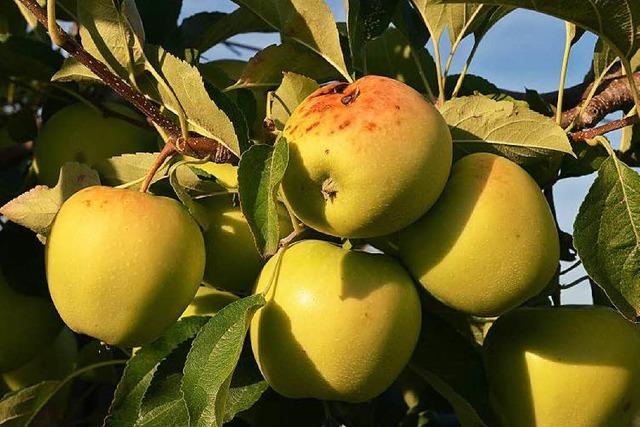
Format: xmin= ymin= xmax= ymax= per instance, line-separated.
xmin=451 ymin=38 xmax=480 ymax=98
xmin=46 ymin=0 xmax=64 ymax=46
xmin=555 ymin=22 xmax=573 ymax=125
xmin=443 ymin=5 xmax=485 ymax=78
xmin=560 ymin=275 xmax=590 ymax=290
xmin=621 ymin=56 xmax=640 ymax=123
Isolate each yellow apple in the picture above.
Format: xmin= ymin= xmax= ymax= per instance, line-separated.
xmin=484 ymin=306 xmax=640 ymax=427
xmin=281 ymin=75 xmax=452 ymax=238
xmin=2 ymin=328 xmax=77 ymax=391
xmin=250 ymin=240 xmax=421 ymax=402
xmin=180 ymin=286 xmax=239 ymax=318
xmin=33 ymin=103 xmax=158 ymax=186
xmin=0 ymin=270 xmax=62 ymax=372
xmin=200 ymin=194 xmax=292 ymax=293
xmin=399 ymin=153 xmax=559 ymax=316
xmin=46 ymin=186 xmax=205 ymax=347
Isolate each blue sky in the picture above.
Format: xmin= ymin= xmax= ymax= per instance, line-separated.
xmin=182 ymin=1 xmax=612 ymax=304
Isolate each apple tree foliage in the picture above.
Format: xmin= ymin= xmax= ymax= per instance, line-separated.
xmin=0 ymin=0 xmax=639 ymax=426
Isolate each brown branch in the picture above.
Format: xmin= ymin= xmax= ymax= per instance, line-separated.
xmin=569 ymin=115 xmax=639 ymax=142
xmin=17 ymin=0 xmax=236 ymax=164
xmin=503 ymin=67 xmax=640 ymax=130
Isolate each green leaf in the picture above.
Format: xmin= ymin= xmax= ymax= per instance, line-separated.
xmin=363 ymin=27 xmax=437 ymax=94
xmin=224 ymin=381 xmax=268 ymax=423
xmin=391 ymin=0 xmax=430 ymax=48
xmin=104 ymin=317 xmax=208 ymax=427
xmin=446 ymin=3 xmax=484 ymax=44
xmin=574 ymin=149 xmax=640 ymax=320
xmin=135 ymin=374 xmax=190 ymax=427
xmin=178 ymin=8 xmax=272 ymax=53
xmin=410 ymin=365 xmax=488 ymax=427
xmin=143 ymin=46 xmax=241 ymax=156
xmin=51 ymin=57 xmax=101 ymax=83
xmin=440 ymin=95 xmax=574 ymax=155
xmin=411 ymin=0 xmax=448 ymax=42
xmin=444 ymin=73 xmax=499 ymax=98
xmin=199 ymin=60 xmax=247 ymax=90
xmin=169 ymin=164 xmax=212 ymax=230
xmin=347 ymin=0 xmax=399 ymax=66
xmin=470 ymin=6 xmax=512 ymax=42
xmin=560 ymin=142 xmax=608 ymax=179
xmin=238 ymin=138 xmax=290 ymax=257
xmin=592 ymin=37 xmax=619 ymax=81
xmin=181 ymin=294 xmax=266 ymax=427
xmin=232 ymin=0 xmax=350 ymax=80
xmin=0 ymin=163 xmax=100 ymax=239
xmin=228 ymin=43 xmax=338 ymax=90
xmin=270 ymin=72 xmax=319 ymax=131
xmin=94 ymin=153 xmax=169 ymax=189
xmin=440 ymin=0 xmax=640 ymax=59
xmin=77 ymin=0 xmax=144 ymax=79
xmin=0 ymin=37 xmax=63 ymax=81
xmin=0 ymin=381 xmax=59 ymax=427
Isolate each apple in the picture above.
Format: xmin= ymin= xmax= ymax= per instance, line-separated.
xmin=0 ymin=270 xmax=62 ymax=372
xmin=33 ymin=103 xmax=159 ymax=186
xmin=281 ymin=75 xmax=452 ymax=238
xmin=180 ymin=286 xmax=239 ymax=318
xmin=2 ymin=328 xmax=77 ymax=391
xmin=46 ymin=186 xmax=205 ymax=347
xmin=200 ymin=194 xmax=293 ymax=293
xmin=484 ymin=306 xmax=640 ymax=427
xmin=250 ymin=240 xmax=421 ymax=402
xmin=399 ymin=153 xmax=559 ymax=316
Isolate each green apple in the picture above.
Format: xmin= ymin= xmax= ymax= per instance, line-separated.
xmin=200 ymin=194 xmax=292 ymax=293
xmin=400 ymin=153 xmax=559 ymax=316
xmin=0 ymin=270 xmax=62 ymax=372
xmin=281 ymin=75 xmax=452 ymax=238
xmin=46 ymin=186 xmax=205 ymax=347
xmin=180 ymin=286 xmax=239 ymax=318
xmin=33 ymin=103 xmax=158 ymax=186
xmin=251 ymin=240 xmax=421 ymax=402
xmin=3 ymin=328 xmax=77 ymax=391
xmin=484 ymin=306 xmax=640 ymax=427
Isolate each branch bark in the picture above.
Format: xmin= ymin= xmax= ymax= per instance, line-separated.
xmin=504 ymin=67 xmax=640 ymax=130
xmin=569 ymin=115 xmax=639 ymax=142
xmin=17 ymin=0 xmax=236 ymax=164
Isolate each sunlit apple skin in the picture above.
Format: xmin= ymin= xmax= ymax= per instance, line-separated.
xmin=46 ymin=186 xmax=205 ymax=347
xmin=33 ymin=103 xmax=158 ymax=186
xmin=281 ymin=75 xmax=452 ymax=238
xmin=399 ymin=153 xmax=559 ymax=316
xmin=484 ymin=306 xmax=640 ymax=427
xmin=2 ymin=328 xmax=77 ymax=391
xmin=200 ymin=195 xmax=292 ymax=293
xmin=250 ymin=240 xmax=421 ymax=402
xmin=180 ymin=286 xmax=239 ymax=318
xmin=0 ymin=271 xmax=62 ymax=373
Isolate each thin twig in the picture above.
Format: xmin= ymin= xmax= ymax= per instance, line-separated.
xmin=560 ymin=260 xmax=582 ymax=275
xmin=569 ymin=115 xmax=639 ymax=142
xmin=560 ymin=275 xmax=590 ymax=290
xmin=140 ymin=144 xmax=176 ymax=193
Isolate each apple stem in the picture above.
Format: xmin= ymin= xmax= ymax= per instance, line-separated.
xmin=16 ymin=0 xmax=236 ymax=165
xmin=140 ymin=144 xmax=176 ymax=193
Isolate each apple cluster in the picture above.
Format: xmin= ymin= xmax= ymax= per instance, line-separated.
xmin=3 ymin=76 xmax=639 ymax=426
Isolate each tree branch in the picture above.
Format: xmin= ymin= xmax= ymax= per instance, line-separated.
xmin=504 ymin=67 xmax=640 ymax=130
xmin=17 ymin=0 xmax=236 ymax=164
xmin=569 ymin=115 xmax=639 ymax=142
